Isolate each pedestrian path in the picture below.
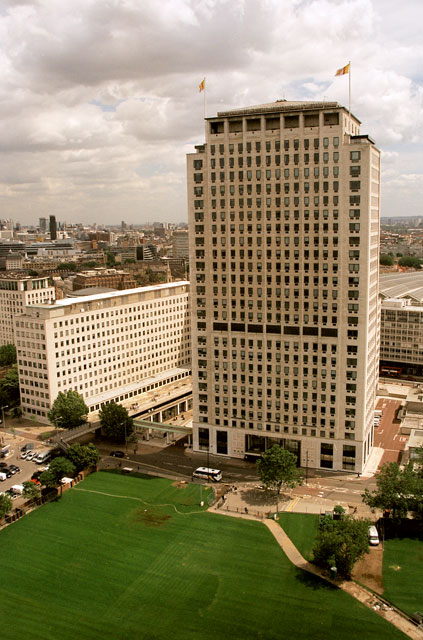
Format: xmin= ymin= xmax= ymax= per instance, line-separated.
xmin=211 ymin=504 xmax=423 ymax=640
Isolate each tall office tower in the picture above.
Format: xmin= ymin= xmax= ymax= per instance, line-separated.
xmin=39 ymin=218 xmax=48 ymax=233
xmin=187 ymin=101 xmax=380 ymax=474
xmin=49 ymin=215 xmax=57 ymax=240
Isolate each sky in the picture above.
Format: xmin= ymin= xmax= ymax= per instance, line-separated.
xmin=0 ymin=0 xmax=422 ymax=227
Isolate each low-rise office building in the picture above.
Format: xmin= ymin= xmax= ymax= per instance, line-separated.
xmin=15 ymin=281 xmax=191 ymax=422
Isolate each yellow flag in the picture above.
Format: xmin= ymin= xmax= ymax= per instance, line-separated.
xmin=335 ymin=63 xmax=350 ymax=76
xmin=198 ymin=78 xmax=205 ymax=92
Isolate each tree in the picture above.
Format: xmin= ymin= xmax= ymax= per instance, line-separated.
xmin=398 ymin=256 xmax=422 ymax=269
xmin=312 ymin=515 xmax=370 ymax=578
xmin=48 ymin=390 xmax=88 ymax=429
xmin=66 ymin=443 xmax=100 ymax=472
xmin=106 ymin=252 xmax=116 ymax=267
xmin=256 ymin=445 xmax=303 ymax=514
xmin=0 ymin=365 xmax=20 ymax=406
xmin=99 ymin=402 xmax=134 ymax=443
xmin=362 ymin=461 xmax=418 ymax=519
xmin=0 ymin=344 xmax=17 ymax=366
xmin=57 ymin=262 xmax=77 ymax=271
xmin=40 ymin=457 xmax=76 ymax=487
xmin=0 ymin=493 xmax=13 ymax=519
xmin=380 ymin=254 xmax=394 ymax=266
xmin=28 ymin=269 xmax=39 ymax=276
xmin=22 ymin=480 xmax=41 ymax=500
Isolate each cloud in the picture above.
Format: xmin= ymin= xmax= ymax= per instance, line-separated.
xmin=0 ymin=0 xmax=422 ymax=224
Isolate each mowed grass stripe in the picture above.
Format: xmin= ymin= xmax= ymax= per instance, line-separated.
xmin=0 ymin=472 xmax=407 ymax=640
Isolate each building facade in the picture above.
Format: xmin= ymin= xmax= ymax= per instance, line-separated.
xmin=15 ymin=281 xmax=191 ymax=422
xmin=0 ymin=273 xmax=55 ymax=346
xmin=172 ymin=230 xmax=190 ymax=258
xmin=72 ymin=268 xmax=136 ymax=291
xmin=187 ymin=100 xmax=380 ymax=473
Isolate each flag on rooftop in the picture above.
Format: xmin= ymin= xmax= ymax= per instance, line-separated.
xmin=198 ymin=78 xmax=205 ymax=92
xmin=335 ymin=63 xmax=350 ymax=76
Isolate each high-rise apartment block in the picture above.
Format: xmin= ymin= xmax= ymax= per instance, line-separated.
xmin=15 ymin=282 xmax=190 ymax=422
xmin=188 ymin=100 xmax=380 ymax=473
xmin=0 ymin=273 xmax=55 ymax=346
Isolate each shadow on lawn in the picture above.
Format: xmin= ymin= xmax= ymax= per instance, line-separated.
xmin=294 ymin=568 xmax=337 ymax=591
xmin=240 ymin=487 xmax=291 ymax=507
xmin=100 ymin=468 xmax=157 ymax=481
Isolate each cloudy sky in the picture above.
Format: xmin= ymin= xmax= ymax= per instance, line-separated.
xmin=0 ymin=0 xmax=422 ymax=227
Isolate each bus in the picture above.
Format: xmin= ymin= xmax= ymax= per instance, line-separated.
xmin=192 ymin=467 xmax=222 ymax=482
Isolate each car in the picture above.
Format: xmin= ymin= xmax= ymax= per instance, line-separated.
xmin=368 ymin=525 xmax=380 ymax=546
xmin=31 ymin=471 xmax=43 ymax=481
xmin=20 ymin=450 xmax=29 ymax=459
xmin=9 ymin=465 xmax=20 ymax=474
xmin=30 ymin=478 xmax=41 ymax=486
xmin=110 ymin=450 xmax=125 ymax=458
xmin=5 ymin=489 xmax=18 ymax=499
xmin=0 ymin=462 xmax=8 ymax=469
xmin=0 ymin=468 xmax=12 ymax=478
xmin=25 ymin=451 xmax=36 ymax=461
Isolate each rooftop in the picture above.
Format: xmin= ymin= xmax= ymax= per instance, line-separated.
xmin=213 ymin=99 xmax=360 ymax=123
xmin=33 ymin=280 xmax=189 ymax=309
xmin=380 ymin=272 xmax=423 ymax=303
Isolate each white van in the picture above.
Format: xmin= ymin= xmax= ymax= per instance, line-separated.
xmin=11 ymin=484 xmax=24 ymax=495
xmin=368 ymin=525 xmax=379 ymax=546
xmin=34 ymin=450 xmax=51 ymax=465
xmin=0 ymin=472 xmax=6 ymax=482
xmin=192 ymin=467 xmax=222 ymax=482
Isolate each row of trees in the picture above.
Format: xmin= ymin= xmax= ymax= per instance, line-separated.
xmin=48 ymin=391 xmax=134 ymax=442
xmin=380 ymin=253 xmax=423 ymax=269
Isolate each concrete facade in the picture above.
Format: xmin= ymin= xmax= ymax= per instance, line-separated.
xmin=187 ymin=100 xmax=380 ymax=473
xmin=0 ymin=273 xmax=55 ymax=346
xmin=15 ymin=281 xmax=191 ymax=422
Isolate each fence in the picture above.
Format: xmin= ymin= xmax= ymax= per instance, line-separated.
xmin=216 ymin=499 xmax=271 ymax=520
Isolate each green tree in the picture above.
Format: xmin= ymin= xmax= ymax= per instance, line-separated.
xmin=66 ymin=443 xmax=100 ymax=472
xmin=40 ymin=457 xmax=76 ymax=487
xmin=362 ymin=461 xmax=417 ymax=518
xmin=398 ymin=256 xmax=422 ymax=269
xmin=57 ymin=262 xmax=77 ymax=271
xmin=0 ymin=493 xmax=13 ymax=518
xmin=0 ymin=344 xmax=17 ymax=366
xmin=99 ymin=402 xmax=134 ymax=443
xmin=28 ymin=269 xmax=39 ymax=276
xmin=380 ymin=254 xmax=394 ymax=266
xmin=22 ymin=480 xmax=41 ymax=500
xmin=256 ymin=445 xmax=303 ymax=514
xmin=0 ymin=365 xmax=20 ymax=406
xmin=312 ymin=515 xmax=370 ymax=578
xmin=106 ymin=252 xmax=116 ymax=267
xmin=48 ymin=390 xmax=88 ymax=429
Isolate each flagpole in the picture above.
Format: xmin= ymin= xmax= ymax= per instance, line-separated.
xmin=348 ymin=61 xmax=351 ymax=118
xmin=204 ymin=76 xmax=207 ymax=120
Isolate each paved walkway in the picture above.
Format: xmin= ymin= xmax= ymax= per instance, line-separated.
xmin=210 ymin=504 xmax=423 ymax=640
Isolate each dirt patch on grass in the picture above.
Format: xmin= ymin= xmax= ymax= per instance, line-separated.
xmin=133 ymin=508 xmax=171 ymax=527
xmin=352 ymin=546 xmax=384 ymax=594
xmin=172 ymin=481 xmax=188 ymax=489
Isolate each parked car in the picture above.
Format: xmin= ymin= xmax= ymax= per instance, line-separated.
xmin=31 ymin=471 xmax=43 ymax=481
xmin=0 ymin=468 xmax=12 ymax=478
xmin=9 ymin=465 xmax=20 ymax=474
xmin=368 ymin=525 xmax=380 ymax=546
xmin=25 ymin=451 xmax=36 ymax=461
xmin=110 ymin=450 xmax=125 ymax=458
xmin=20 ymin=450 xmax=29 ymax=460
xmin=0 ymin=462 xmax=8 ymax=469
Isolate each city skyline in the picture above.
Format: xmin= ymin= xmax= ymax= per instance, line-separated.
xmin=0 ymin=0 xmax=422 ymax=226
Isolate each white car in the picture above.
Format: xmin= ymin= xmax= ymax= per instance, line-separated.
xmin=25 ymin=451 xmax=36 ymax=461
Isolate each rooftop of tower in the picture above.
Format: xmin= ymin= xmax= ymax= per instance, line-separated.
xmin=216 ymin=100 xmax=343 ymax=117
xmin=210 ymin=100 xmax=362 ymax=126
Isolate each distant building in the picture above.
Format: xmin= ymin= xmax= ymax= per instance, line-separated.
xmin=39 ymin=218 xmax=48 ymax=233
xmin=49 ymin=216 xmax=57 ymax=241
xmin=172 ymin=230 xmax=189 ymax=258
xmin=5 ymin=252 xmax=24 ymax=270
xmin=72 ymin=268 xmax=137 ymax=291
xmin=0 ymin=273 xmax=55 ymax=346
xmin=15 ymin=281 xmax=191 ymax=422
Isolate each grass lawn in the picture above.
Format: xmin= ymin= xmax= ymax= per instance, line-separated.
xmin=0 ymin=471 xmax=407 ymax=640
xmin=383 ymin=536 xmax=423 ymax=616
xmin=278 ymin=513 xmax=320 ymax=561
